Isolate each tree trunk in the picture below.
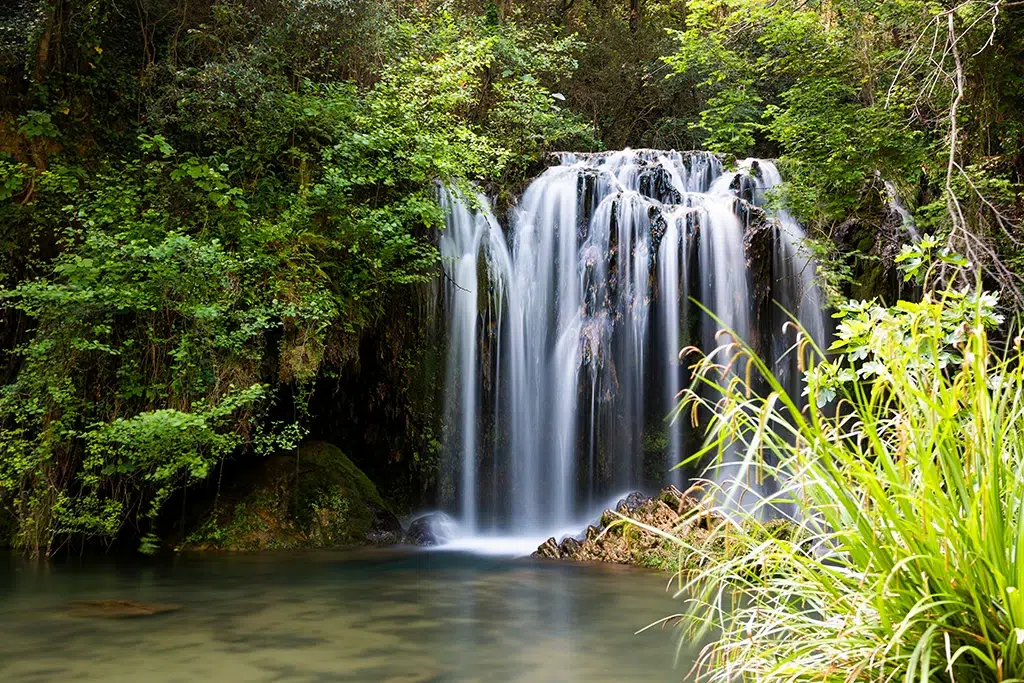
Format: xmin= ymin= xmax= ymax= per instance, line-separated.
xmin=33 ymin=0 xmax=60 ymax=86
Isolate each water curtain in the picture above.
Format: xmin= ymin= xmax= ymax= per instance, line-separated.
xmin=440 ymin=150 xmax=827 ymax=534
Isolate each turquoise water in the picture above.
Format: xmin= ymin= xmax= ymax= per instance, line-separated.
xmin=0 ymin=549 xmax=697 ymax=682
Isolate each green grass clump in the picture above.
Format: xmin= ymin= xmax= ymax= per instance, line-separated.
xmin=662 ymin=286 xmax=1024 ymax=683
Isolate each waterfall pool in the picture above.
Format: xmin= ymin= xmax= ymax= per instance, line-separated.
xmin=1 ymin=548 xmax=698 ymax=682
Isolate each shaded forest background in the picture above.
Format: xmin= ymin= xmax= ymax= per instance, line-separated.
xmin=0 ymin=0 xmax=1021 ymax=554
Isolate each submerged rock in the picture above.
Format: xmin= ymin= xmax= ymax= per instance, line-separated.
xmin=65 ymin=600 xmax=180 ymax=618
xmin=403 ymin=512 xmax=455 ymax=546
xmin=182 ymin=441 xmax=402 ymax=551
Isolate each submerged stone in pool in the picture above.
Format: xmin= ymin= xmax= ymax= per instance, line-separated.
xmin=64 ymin=599 xmax=181 ymax=618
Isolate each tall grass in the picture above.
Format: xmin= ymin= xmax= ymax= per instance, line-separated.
xmin=664 ymin=290 xmax=1024 ymax=682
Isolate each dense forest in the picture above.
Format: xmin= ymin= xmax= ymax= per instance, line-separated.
xmin=0 ymin=0 xmax=1022 ymax=557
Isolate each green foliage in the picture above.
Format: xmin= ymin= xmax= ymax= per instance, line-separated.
xmin=672 ymin=284 xmax=1024 ymax=681
xmin=18 ymin=111 xmax=58 ymax=139
xmin=806 ymin=287 xmax=1001 ymax=406
xmin=0 ymin=2 xmax=592 ymax=554
xmin=895 ymin=234 xmax=971 ymax=284
xmin=805 ymin=241 xmax=998 ymax=404
xmin=661 ymin=0 xmax=1024 ymax=287
xmin=666 ymin=0 xmax=928 ymax=225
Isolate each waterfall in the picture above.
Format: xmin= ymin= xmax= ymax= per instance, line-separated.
xmin=744 ymin=160 xmax=828 ymax=396
xmin=882 ymin=178 xmax=920 ymax=242
xmin=439 ymin=150 xmax=828 ymax=537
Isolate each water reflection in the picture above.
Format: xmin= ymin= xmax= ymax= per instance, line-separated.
xmin=0 ymin=549 xmax=695 ymax=682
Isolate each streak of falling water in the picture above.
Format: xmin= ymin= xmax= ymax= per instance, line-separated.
xmin=747 ymin=160 xmax=828 ymax=373
xmin=440 ymin=189 xmax=511 ymax=530
xmin=658 ymin=213 xmax=683 ymax=486
xmin=697 ymin=194 xmax=753 ymax=512
xmin=882 ymin=178 xmax=920 ymax=242
xmin=505 ymin=167 xmax=583 ymax=530
xmin=439 ymin=191 xmax=485 ymax=529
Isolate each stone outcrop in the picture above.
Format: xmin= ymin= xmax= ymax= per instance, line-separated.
xmin=533 ymin=486 xmax=793 ymax=572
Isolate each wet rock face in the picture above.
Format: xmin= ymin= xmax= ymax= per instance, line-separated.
xmin=403 ymin=512 xmax=456 ymax=546
xmin=615 ymin=491 xmax=649 ymax=513
xmin=535 ymin=537 xmax=561 ymax=559
xmin=743 ymin=204 xmax=774 ymax=362
xmin=639 ymin=166 xmax=683 ymax=205
xmin=367 ymin=501 xmax=404 ymax=545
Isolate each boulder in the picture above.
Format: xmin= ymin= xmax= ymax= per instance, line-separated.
xmin=559 ymin=536 xmax=583 ymax=558
xmin=403 ymin=512 xmax=455 ymax=547
xmin=535 ymin=537 xmax=561 ymax=559
xmin=182 ymin=441 xmax=402 ymax=551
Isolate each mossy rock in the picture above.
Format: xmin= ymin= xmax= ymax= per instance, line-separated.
xmin=182 ymin=441 xmax=401 ymax=551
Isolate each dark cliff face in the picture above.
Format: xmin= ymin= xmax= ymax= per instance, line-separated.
xmin=303 ymin=284 xmax=447 ymax=514
xmin=832 ymin=207 xmax=907 ymax=305
xmin=742 ymin=203 xmax=775 ymax=363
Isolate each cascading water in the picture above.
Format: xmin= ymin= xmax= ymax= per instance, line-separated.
xmin=742 ymin=160 xmax=828 ymax=398
xmin=882 ymin=178 xmax=920 ymax=242
xmin=439 ymin=150 xmax=828 ymax=539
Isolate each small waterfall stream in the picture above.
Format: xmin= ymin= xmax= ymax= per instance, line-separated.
xmin=440 ymin=150 xmax=828 ymax=538
xmin=882 ymin=178 xmax=920 ymax=242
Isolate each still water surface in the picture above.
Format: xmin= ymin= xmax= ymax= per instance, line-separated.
xmin=0 ymin=549 xmax=696 ymax=682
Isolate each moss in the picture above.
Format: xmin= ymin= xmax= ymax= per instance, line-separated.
xmin=634 ymin=547 xmax=680 ymax=573
xmin=291 ymin=440 xmax=389 ymax=543
xmin=181 ymin=441 xmax=397 ymax=551
xmin=642 ymin=428 xmax=670 ymax=481
xmin=852 ymin=256 xmax=887 ymax=301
